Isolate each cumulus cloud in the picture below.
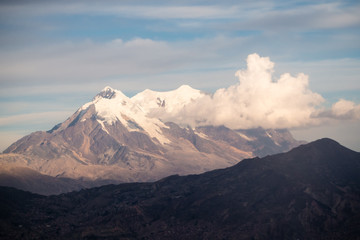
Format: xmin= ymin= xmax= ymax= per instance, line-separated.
xmin=314 ymin=99 xmax=360 ymax=120
xmin=151 ymin=54 xmax=359 ymax=129
xmin=331 ymin=99 xmax=360 ymax=118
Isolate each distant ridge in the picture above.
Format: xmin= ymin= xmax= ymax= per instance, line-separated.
xmin=1 ymin=138 xmax=359 ymax=239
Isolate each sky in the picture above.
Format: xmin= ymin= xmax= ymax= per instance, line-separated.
xmin=0 ymin=0 xmax=359 ymax=151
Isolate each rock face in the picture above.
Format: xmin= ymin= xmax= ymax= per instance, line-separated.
xmin=1 ymin=86 xmax=301 ymax=191
xmin=1 ymin=138 xmax=359 ymax=239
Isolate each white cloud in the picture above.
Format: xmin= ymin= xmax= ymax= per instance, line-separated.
xmin=146 ymin=54 xmax=359 ymax=129
xmin=314 ymin=99 xmax=360 ymax=120
xmin=332 ymin=99 xmax=358 ymax=117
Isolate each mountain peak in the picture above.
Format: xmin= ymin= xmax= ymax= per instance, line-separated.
xmin=94 ymin=86 xmax=129 ymax=101
xmin=177 ymin=84 xmax=194 ymax=90
xmin=97 ymin=86 xmax=117 ymax=99
xmin=131 ymin=84 xmax=204 ymax=116
xmin=294 ymin=137 xmax=345 ymax=152
xmin=312 ymin=137 xmax=340 ymax=145
xmin=175 ymin=84 xmax=200 ymax=93
xmin=102 ymin=86 xmax=114 ymax=91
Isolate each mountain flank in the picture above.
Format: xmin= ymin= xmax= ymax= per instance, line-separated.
xmin=1 ymin=86 xmax=302 ymax=194
xmin=1 ymin=138 xmax=359 ymax=239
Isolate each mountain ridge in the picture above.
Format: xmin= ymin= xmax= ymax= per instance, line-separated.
xmin=1 ymin=138 xmax=359 ymax=239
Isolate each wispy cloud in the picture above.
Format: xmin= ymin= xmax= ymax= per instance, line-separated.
xmin=2 ymin=1 xmax=358 ymax=28
xmin=0 ymin=2 xmax=242 ymax=19
xmin=0 ymin=37 xmax=236 ymax=86
xmin=0 ymin=111 xmax=72 ymax=127
xmin=243 ymin=3 xmax=360 ymax=31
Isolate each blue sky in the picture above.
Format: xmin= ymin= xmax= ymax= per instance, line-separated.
xmin=0 ymin=0 xmax=359 ymax=151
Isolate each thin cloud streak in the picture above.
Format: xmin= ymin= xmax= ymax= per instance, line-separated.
xmin=244 ymin=3 xmax=360 ymax=31
xmin=1 ymin=1 xmax=358 ymax=29
xmin=0 ymin=37 xmax=236 ymax=85
xmin=0 ymin=111 xmax=72 ymax=127
xmin=0 ymin=2 xmax=250 ymax=20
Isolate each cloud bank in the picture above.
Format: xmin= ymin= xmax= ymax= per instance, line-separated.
xmin=151 ymin=54 xmax=360 ymax=129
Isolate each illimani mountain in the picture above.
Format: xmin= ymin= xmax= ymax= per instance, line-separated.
xmin=1 ymin=86 xmax=301 ymax=194
xmin=1 ymin=139 xmax=359 ymax=239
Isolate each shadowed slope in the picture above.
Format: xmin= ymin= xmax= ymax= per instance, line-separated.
xmin=1 ymin=138 xmax=359 ymax=239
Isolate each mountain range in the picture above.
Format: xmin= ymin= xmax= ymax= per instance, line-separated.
xmin=1 ymin=138 xmax=359 ymax=239
xmin=0 ymin=86 xmax=302 ymax=194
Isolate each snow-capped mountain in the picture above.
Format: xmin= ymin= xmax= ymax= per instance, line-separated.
xmin=68 ymin=86 xmax=170 ymax=144
xmin=132 ymin=84 xmax=205 ymax=117
xmin=1 ymin=86 xmax=302 ymax=189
